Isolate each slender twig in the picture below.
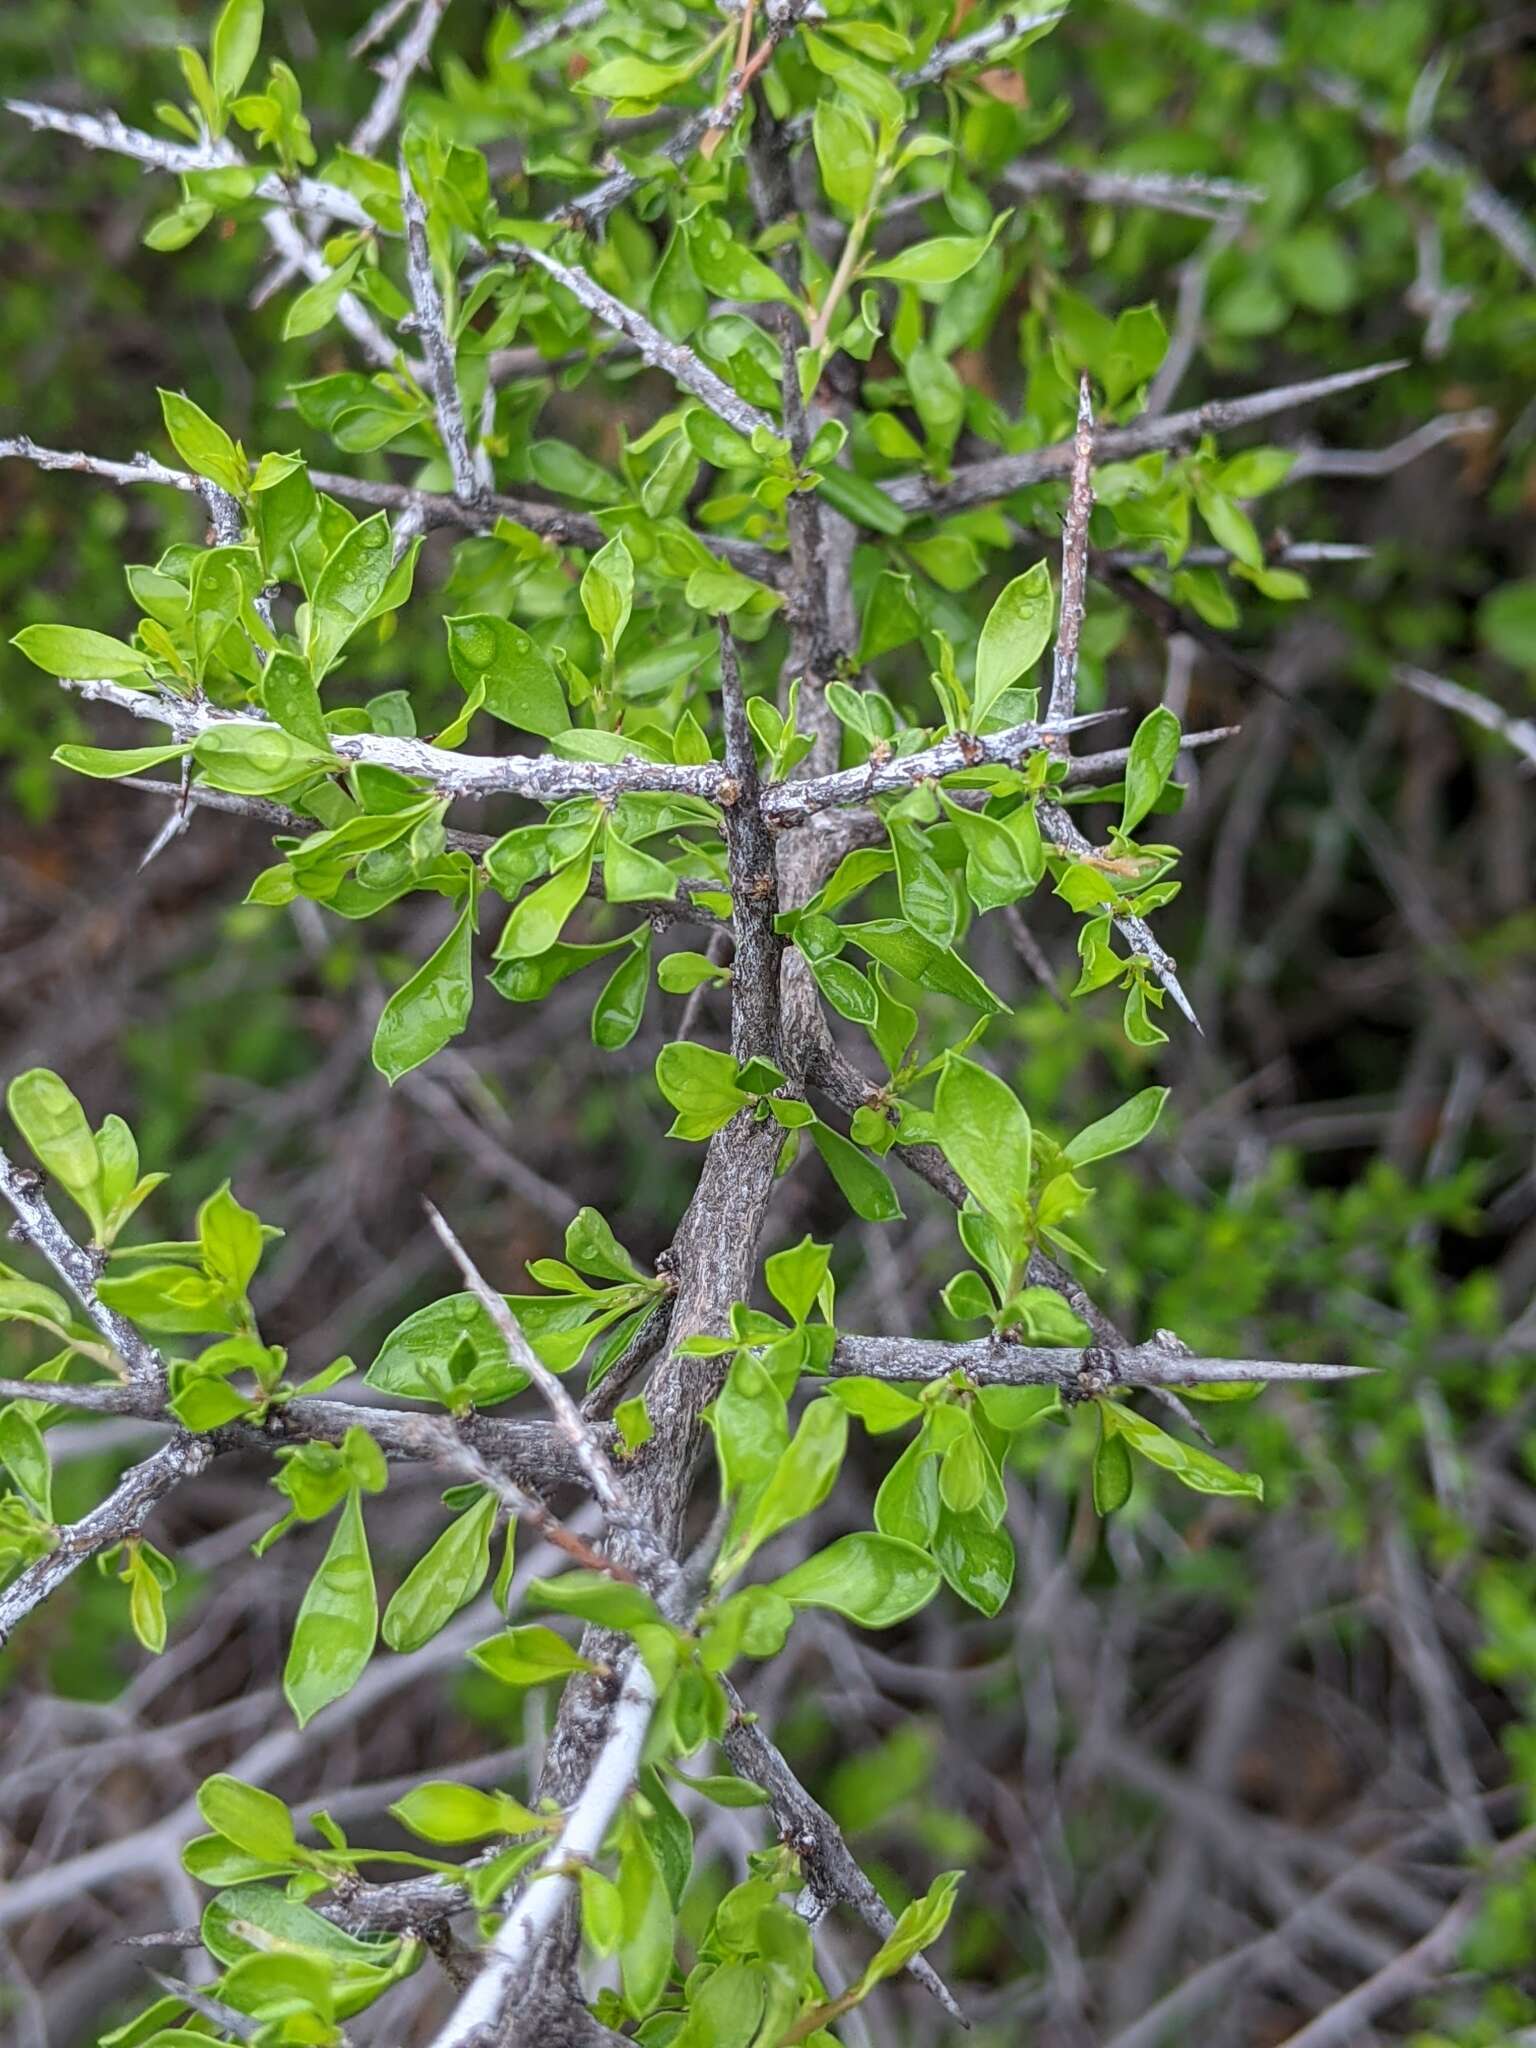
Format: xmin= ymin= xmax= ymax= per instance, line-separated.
xmin=0 ymin=1435 xmax=213 ymax=1648
xmin=1285 ymin=410 xmax=1496 ymax=480
xmin=505 ymin=0 xmax=605 ymax=63
xmin=356 ymin=0 xmax=452 ymax=156
xmin=401 ymin=153 xmax=480 ymax=502
xmin=1038 ymin=794 xmax=1199 ymax=1027
xmin=1062 ymin=725 xmax=1240 ymax=786
xmin=827 ymin=1332 xmax=1368 ymax=1389
xmin=504 ymin=242 xmax=777 ymax=443
xmin=761 ymin=710 xmax=1112 ymax=827
xmin=901 ymin=6 xmax=1067 ymax=89
xmin=717 ymin=622 xmax=781 ymax=1062
xmin=1003 ymin=161 xmax=1263 ymax=220
xmin=884 ymin=361 xmax=1408 ymax=516
xmin=0 ymin=1147 xmax=163 ymax=1389
xmin=1048 ymin=374 xmax=1095 ymax=725
xmin=721 ymin=1678 xmax=969 ymax=2023
xmin=1394 ymin=666 xmax=1536 ymax=772
xmin=422 ymin=1201 xmax=677 ymax=1594
xmin=424 ymin=1648 xmax=660 ymax=2048
xmin=4 ymin=99 xmax=370 ymax=227
xmin=0 ymin=436 xmax=781 ymax=585
xmin=54 ymin=670 xmax=1104 ymax=820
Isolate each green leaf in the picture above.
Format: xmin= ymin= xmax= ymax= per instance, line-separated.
xmin=657 ymin=950 xmax=726 ymax=995
xmin=308 ymin=512 xmax=394 ymax=677
xmin=1120 ymin=707 xmax=1181 ymax=837
xmin=667 ymin=1767 xmax=769 ymax=1808
xmin=581 ymin=534 xmax=635 ymax=659
xmin=591 ymin=936 xmax=651 ymax=1050
xmin=193 ymin=723 xmax=333 ymax=795
xmin=13 ymin=623 xmax=153 ymax=681
xmin=1063 ymin=1086 xmax=1168 ymax=1168
xmin=1104 ymin=1402 xmax=1263 ymax=1500
xmin=655 ymin=1042 xmax=753 ymax=1140
xmin=382 ymin=1488 xmax=497 ymax=1651
xmin=196 ymin=1774 xmax=296 ymax=1863
xmin=283 ymin=248 xmax=362 ymax=340
xmin=764 ymin=1236 xmax=830 ymax=1326
xmin=602 ymin=824 xmax=678 ymax=904
xmin=1093 ymin=1417 xmax=1135 ymax=1514
xmin=808 ymin=954 xmax=879 ymax=1025
xmin=496 ymin=848 xmax=595 ymax=960
xmin=389 ymin=1780 xmax=542 ymax=1842
xmin=684 ymin=215 xmax=799 ymax=309
xmin=372 ymin=892 xmax=476 ymax=1083
xmin=809 ymin=1120 xmax=903 ymax=1222
xmin=197 ymin=1182 xmax=263 ymax=1296
xmin=159 ymin=389 xmax=247 ymax=498
xmin=889 ymin=820 xmax=959 ymax=947
xmin=527 ymin=1570 xmax=664 ymax=1632
xmin=728 ymin=1399 xmax=848 ymax=1567
xmin=565 ymin=1207 xmax=646 ymax=1284
xmin=615 ymin=1395 xmax=653 ymax=1451
xmin=617 ymin=1814 xmax=674 ymax=2017
xmin=773 ymin=1531 xmax=940 ymax=1628
xmin=938 ymin=792 xmax=1031 ymax=911
xmin=812 ymin=462 xmax=908 ymax=536
xmin=853 ymin=1869 xmax=962 ymax=1994
xmin=260 ymin=649 xmax=329 ymax=748
xmin=366 ymin=1291 xmax=531 ymax=1407
xmin=283 ymin=1488 xmax=377 ymax=1726
xmin=935 ymin=1055 xmax=1031 ymax=1236
xmin=7 ymin=1068 xmax=106 ymax=1237
xmin=471 ymin=1622 xmax=597 ymax=1688
xmin=211 ymin=0 xmax=263 ymax=103
xmin=973 ymin=561 xmax=1053 ymax=727
xmin=200 ymin=1882 xmax=400 ymax=1972
xmin=446 ymin=614 xmax=569 ymax=737
xmin=711 ymin=1351 xmax=789 ymax=1504
xmin=976 ymin=1385 xmax=1060 ymax=1432
xmin=845 ymin=919 xmax=1007 ymax=1015
xmin=813 ymin=98 xmax=876 ymax=217
xmin=823 ymin=1377 xmax=923 ymax=1433
xmin=933 ymin=1508 xmax=1014 ymax=1615
xmin=0 ymin=1405 xmax=52 ymax=1519
xmin=866 ymin=217 xmax=1007 ymax=285
xmin=52 ymin=741 xmax=191 ymax=781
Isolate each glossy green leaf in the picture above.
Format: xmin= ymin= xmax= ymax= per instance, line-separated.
xmin=446 ymin=614 xmax=569 ymax=737
xmin=283 ymin=1488 xmax=377 ymax=1726
xmin=1062 ymin=1087 xmax=1169 ymax=1168
xmin=773 ymin=1530 xmax=940 ymax=1628
xmin=382 ymin=1488 xmax=497 ymax=1651
xmin=373 ymin=892 xmax=475 ymax=1083
xmin=935 ymin=1055 xmax=1031 ymax=1235
xmin=809 ymin=1120 xmax=903 ymax=1222
xmin=13 ymin=623 xmax=152 ymax=680
xmin=973 ymin=561 xmax=1053 ymax=728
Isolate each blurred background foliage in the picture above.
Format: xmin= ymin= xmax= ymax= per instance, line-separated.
xmin=2 ymin=1 xmax=1535 ymax=2043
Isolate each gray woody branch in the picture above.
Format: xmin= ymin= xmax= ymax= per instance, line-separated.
xmin=0 ymin=437 xmax=780 ymax=585
xmin=886 ymin=360 xmax=1407 ymax=516
xmin=401 ymin=154 xmax=480 ymax=502
xmin=0 ymin=1146 xmax=163 ymax=1390
xmin=4 ymin=99 xmax=373 ymax=226
xmin=51 ymin=672 xmax=1116 ymax=823
xmin=828 ymin=1332 xmax=1367 ymax=1390
xmin=721 ymin=1679 xmax=968 ymax=2024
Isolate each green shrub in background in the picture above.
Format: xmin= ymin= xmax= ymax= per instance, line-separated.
xmin=1 ymin=0 xmax=1533 ymax=2043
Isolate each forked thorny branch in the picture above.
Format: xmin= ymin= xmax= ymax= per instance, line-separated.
xmin=5 ymin=0 xmax=1524 ymax=2041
